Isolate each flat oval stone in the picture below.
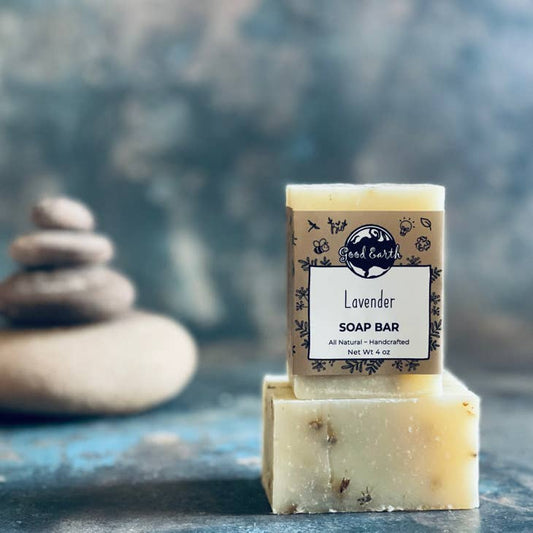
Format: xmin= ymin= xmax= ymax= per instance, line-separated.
xmin=0 ymin=311 xmax=197 ymax=415
xmin=0 ymin=266 xmax=135 ymax=325
xmin=32 ymin=197 xmax=95 ymax=231
xmin=10 ymin=231 xmax=114 ymax=267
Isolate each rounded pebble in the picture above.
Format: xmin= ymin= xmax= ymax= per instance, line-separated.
xmin=0 ymin=266 xmax=135 ymax=324
xmin=10 ymin=231 xmax=114 ymax=267
xmin=32 ymin=197 xmax=95 ymax=231
xmin=0 ymin=311 xmax=197 ymax=415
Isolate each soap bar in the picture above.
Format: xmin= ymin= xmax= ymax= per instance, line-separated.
xmin=287 ymin=183 xmax=445 ymax=398
xmin=262 ymin=371 xmax=479 ymax=514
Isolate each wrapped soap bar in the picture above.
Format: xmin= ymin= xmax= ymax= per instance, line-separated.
xmin=262 ymin=371 xmax=479 ymax=514
xmin=287 ymin=184 xmax=445 ymax=399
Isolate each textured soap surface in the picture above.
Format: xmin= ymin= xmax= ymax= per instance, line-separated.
xmin=262 ymin=371 xmax=479 ymax=514
xmin=287 ymin=183 xmax=445 ymax=398
xmin=292 ymin=373 xmax=442 ymax=399
xmin=286 ymin=183 xmax=445 ymax=211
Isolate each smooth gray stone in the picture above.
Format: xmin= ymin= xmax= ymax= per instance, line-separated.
xmin=32 ymin=197 xmax=95 ymax=231
xmin=0 ymin=311 xmax=197 ymax=415
xmin=0 ymin=266 xmax=135 ymax=324
xmin=10 ymin=231 xmax=114 ymax=267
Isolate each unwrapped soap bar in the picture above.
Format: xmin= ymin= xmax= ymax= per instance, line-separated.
xmin=262 ymin=371 xmax=479 ymax=514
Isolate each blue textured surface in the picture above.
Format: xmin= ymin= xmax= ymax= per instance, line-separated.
xmin=0 ymin=354 xmax=531 ymax=532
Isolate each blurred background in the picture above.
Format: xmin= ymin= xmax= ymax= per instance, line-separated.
xmin=0 ymin=0 xmax=531 ymax=372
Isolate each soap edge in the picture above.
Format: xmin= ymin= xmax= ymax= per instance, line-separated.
xmin=286 ymin=183 xmax=446 ymax=209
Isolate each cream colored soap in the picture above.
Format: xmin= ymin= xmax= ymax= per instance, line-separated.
xmin=262 ymin=371 xmax=479 ymax=514
xmin=286 ymin=183 xmax=445 ymax=211
xmin=287 ymin=183 xmax=445 ymax=399
xmin=292 ymin=373 xmax=442 ymax=400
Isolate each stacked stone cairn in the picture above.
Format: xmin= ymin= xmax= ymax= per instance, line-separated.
xmin=0 ymin=197 xmax=197 ymax=416
xmin=0 ymin=197 xmax=135 ymax=325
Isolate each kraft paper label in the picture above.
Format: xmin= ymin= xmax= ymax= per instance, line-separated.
xmin=287 ymin=209 xmax=444 ymax=376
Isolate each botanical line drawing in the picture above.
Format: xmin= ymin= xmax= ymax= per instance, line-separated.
xmin=327 ymin=218 xmax=348 ymax=234
xmin=406 ymin=255 xmax=421 ymax=265
xmin=429 ymin=319 xmax=442 ymax=352
xmin=298 ymin=256 xmax=317 ymax=271
xmin=430 ymin=292 xmax=441 ymax=304
xmin=295 ymin=287 xmax=309 ymax=311
xmin=341 ymin=359 xmax=384 ymax=375
xmin=420 ymin=217 xmax=432 ymax=231
xmin=430 ymin=266 xmax=442 ymax=282
xmin=392 ymin=359 xmax=421 ymax=372
xmin=406 ymin=360 xmax=421 ymax=372
xmin=294 ymin=319 xmax=309 ymax=349
xmin=392 ymin=360 xmax=404 ymax=371
xmin=312 ymin=360 xmax=327 ymax=372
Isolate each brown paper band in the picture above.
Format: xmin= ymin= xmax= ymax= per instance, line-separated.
xmin=288 ymin=209 xmax=444 ymax=376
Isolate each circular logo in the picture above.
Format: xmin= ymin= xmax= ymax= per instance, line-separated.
xmin=339 ymin=224 xmax=400 ymax=278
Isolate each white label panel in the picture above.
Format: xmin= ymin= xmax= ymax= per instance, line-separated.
xmin=308 ymin=266 xmax=430 ymax=360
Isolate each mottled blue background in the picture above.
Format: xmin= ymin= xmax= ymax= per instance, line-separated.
xmin=0 ymin=4 xmax=531 ymax=530
xmin=0 ymin=0 xmax=531 ymax=369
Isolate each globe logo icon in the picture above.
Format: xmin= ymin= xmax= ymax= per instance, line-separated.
xmin=339 ymin=224 xmax=400 ymax=279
